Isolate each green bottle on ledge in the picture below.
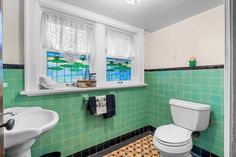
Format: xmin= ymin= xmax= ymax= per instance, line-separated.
xmin=189 ymin=56 xmax=197 ymax=69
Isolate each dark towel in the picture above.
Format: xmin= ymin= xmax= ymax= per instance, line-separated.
xmin=87 ymin=96 xmax=96 ymax=115
xmin=103 ymin=94 xmax=116 ymax=119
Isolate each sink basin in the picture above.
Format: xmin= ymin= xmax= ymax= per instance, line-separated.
xmin=4 ymin=107 xmax=43 ymax=121
xmin=4 ymin=107 xmax=43 ymax=114
xmin=4 ymin=108 xmax=59 ymax=157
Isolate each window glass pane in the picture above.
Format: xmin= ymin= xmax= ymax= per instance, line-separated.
xmin=47 ymin=51 xmax=89 ymax=83
xmin=106 ymin=57 xmax=131 ymax=82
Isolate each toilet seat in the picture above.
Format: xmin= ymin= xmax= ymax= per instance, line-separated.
xmin=155 ymin=136 xmax=191 ymax=147
xmin=154 ymin=124 xmax=192 ymax=147
xmin=153 ymin=124 xmax=193 ymax=155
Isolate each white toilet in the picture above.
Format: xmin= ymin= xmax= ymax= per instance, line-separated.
xmin=153 ymin=99 xmax=211 ymax=157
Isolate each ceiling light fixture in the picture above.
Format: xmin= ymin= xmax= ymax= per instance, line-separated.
xmin=126 ymin=0 xmax=140 ymax=5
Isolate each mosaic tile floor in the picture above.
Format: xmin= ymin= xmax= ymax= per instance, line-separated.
xmin=103 ymin=135 xmax=160 ymax=157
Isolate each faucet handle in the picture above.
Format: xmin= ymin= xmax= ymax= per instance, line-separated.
xmin=0 ymin=119 xmax=15 ymax=130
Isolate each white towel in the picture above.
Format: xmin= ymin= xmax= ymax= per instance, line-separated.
xmin=95 ymin=96 xmax=107 ymax=115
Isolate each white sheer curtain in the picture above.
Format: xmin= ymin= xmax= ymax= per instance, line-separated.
xmin=41 ymin=9 xmax=94 ymax=55
xmin=105 ymin=28 xmax=135 ymax=59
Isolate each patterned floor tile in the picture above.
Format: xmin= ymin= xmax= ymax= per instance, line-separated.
xmin=103 ymin=135 xmax=160 ymax=157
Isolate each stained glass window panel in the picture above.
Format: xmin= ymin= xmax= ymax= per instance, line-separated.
xmin=47 ymin=51 xmax=89 ymax=83
xmin=106 ymin=57 xmax=131 ymax=82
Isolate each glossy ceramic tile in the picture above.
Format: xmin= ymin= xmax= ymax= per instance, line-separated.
xmin=3 ymin=68 xmax=224 ymax=157
xmin=3 ymin=69 xmax=148 ymax=157
xmin=145 ymin=69 xmax=224 ymax=157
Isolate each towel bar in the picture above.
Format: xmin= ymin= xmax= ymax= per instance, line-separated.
xmin=82 ymin=92 xmax=116 ymax=101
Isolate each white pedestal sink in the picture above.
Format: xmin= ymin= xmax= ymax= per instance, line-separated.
xmin=4 ymin=107 xmax=59 ymax=157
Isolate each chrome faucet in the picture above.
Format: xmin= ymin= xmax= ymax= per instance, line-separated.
xmin=0 ymin=112 xmax=16 ymax=131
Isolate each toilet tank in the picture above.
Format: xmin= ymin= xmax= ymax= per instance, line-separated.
xmin=170 ymin=99 xmax=211 ymax=131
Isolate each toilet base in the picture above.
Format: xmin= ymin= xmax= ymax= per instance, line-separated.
xmin=159 ymin=151 xmax=192 ymax=157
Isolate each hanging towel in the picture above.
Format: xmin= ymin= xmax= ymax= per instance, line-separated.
xmin=87 ymin=96 xmax=97 ymax=115
xmin=87 ymin=96 xmax=107 ymax=115
xmin=95 ymin=96 xmax=107 ymax=115
xmin=103 ymin=94 xmax=116 ymax=119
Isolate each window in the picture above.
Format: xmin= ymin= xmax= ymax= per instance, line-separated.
xmin=41 ymin=9 xmax=93 ymax=83
xmin=106 ymin=57 xmax=131 ymax=82
xmin=47 ymin=51 xmax=89 ymax=83
xmin=23 ymin=0 xmax=144 ymax=95
xmin=105 ymin=28 xmax=134 ymax=83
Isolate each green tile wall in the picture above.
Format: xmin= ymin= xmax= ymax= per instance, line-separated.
xmin=3 ymin=68 xmax=224 ymax=157
xmin=3 ymin=69 xmax=148 ymax=157
xmin=145 ymin=69 xmax=224 ymax=157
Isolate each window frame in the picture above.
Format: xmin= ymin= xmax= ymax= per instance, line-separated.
xmin=40 ymin=10 xmax=95 ymax=84
xmin=105 ymin=27 xmax=135 ymax=85
xmin=22 ymin=0 xmax=145 ymax=95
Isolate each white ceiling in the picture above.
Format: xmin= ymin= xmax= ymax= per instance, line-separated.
xmin=58 ymin=0 xmax=224 ymax=32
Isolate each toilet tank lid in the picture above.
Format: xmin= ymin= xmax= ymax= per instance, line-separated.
xmin=169 ymin=99 xmax=211 ymax=111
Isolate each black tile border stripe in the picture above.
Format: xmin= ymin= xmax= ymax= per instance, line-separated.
xmin=67 ymin=125 xmax=219 ymax=157
xmin=3 ymin=64 xmax=224 ymax=71
xmin=90 ymin=132 xmax=152 ymax=157
xmin=145 ymin=64 xmax=224 ymax=72
xmin=68 ymin=126 xmax=150 ymax=157
xmin=3 ymin=64 xmax=24 ymax=69
xmin=192 ymin=145 xmax=219 ymax=157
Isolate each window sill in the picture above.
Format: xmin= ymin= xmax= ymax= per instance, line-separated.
xmin=20 ymin=84 xmax=147 ymax=96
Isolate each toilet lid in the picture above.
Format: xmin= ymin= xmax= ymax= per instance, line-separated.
xmin=154 ymin=124 xmax=192 ymax=146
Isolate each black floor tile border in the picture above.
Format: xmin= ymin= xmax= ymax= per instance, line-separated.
xmin=145 ymin=64 xmax=224 ymax=72
xmin=192 ymin=145 xmax=219 ymax=157
xmin=68 ymin=126 xmax=150 ymax=157
xmin=90 ymin=132 xmax=152 ymax=157
xmin=68 ymin=125 xmax=219 ymax=157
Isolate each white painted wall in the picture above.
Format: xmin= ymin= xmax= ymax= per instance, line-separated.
xmin=3 ymin=0 xmax=24 ymax=64
xmin=144 ymin=5 xmax=225 ymax=69
xmin=3 ymin=1 xmax=224 ymax=68
xmin=144 ymin=31 xmax=151 ymax=69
